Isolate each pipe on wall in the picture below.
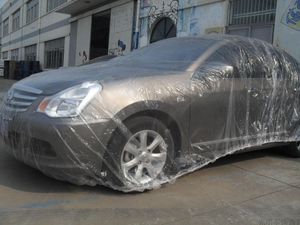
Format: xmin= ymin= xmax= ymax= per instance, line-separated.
xmin=132 ymin=0 xmax=140 ymax=49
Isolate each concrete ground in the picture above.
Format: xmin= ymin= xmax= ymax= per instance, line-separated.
xmin=0 ymin=79 xmax=300 ymax=225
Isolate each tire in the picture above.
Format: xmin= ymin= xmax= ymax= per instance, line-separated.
xmin=287 ymin=142 xmax=300 ymax=158
xmin=103 ymin=116 xmax=176 ymax=191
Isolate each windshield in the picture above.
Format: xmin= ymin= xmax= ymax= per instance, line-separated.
xmin=106 ymin=37 xmax=218 ymax=71
xmin=79 ymin=55 xmax=116 ymax=66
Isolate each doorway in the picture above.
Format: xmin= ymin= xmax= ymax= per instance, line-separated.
xmin=150 ymin=17 xmax=177 ymax=44
xmin=90 ymin=11 xmax=111 ymax=60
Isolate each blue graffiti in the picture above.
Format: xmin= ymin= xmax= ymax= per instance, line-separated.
xmin=286 ymin=0 xmax=300 ymax=25
xmin=296 ymin=0 xmax=300 ymax=8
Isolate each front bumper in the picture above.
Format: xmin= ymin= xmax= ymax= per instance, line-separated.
xmin=0 ymin=108 xmax=116 ymax=186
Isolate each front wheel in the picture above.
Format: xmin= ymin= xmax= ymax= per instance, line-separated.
xmin=104 ymin=116 xmax=176 ymax=191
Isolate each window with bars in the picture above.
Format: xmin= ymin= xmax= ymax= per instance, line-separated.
xmin=47 ymin=0 xmax=67 ymax=12
xmin=12 ymin=9 xmax=21 ymax=32
xmin=45 ymin=38 xmax=64 ymax=69
xmin=26 ymin=0 xmax=39 ymax=24
xmin=25 ymin=45 xmax=37 ymax=61
xmin=2 ymin=51 xmax=8 ymax=60
xmin=3 ymin=18 xmax=9 ymax=37
xmin=11 ymin=49 xmax=19 ymax=61
xmin=229 ymin=0 xmax=277 ymax=25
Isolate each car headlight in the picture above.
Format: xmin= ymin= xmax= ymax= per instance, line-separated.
xmin=38 ymin=81 xmax=102 ymax=118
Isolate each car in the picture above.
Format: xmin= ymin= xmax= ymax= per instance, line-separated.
xmin=1 ymin=35 xmax=300 ymax=192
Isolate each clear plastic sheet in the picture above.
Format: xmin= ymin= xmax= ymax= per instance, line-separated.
xmin=1 ymin=35 xmax=300 ymax=192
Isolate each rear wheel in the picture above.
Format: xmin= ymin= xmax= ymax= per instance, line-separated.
xmin=104 ymin=116 xmax=175 ymax=190
xmin=288 ymin=142 xmax=300 ymax=158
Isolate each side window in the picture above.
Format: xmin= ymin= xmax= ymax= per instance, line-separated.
xmin=192 ymin=44 xmax=240 ymax=80
xmin=279 ymin=51 xmax=300 ymax=81
xmin=272 ymin=50 xmax=296 ymax=80
xmin=238 ymin=42 xmax=284 ymax=80
xmin=207 ymin=40 xmax=271 ymax=79
xmin=242 ymin=45 xmax=270 ymax=79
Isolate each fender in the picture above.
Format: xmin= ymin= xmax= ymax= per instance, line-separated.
xmin=111 ymin=100 xmax=191 ymax=156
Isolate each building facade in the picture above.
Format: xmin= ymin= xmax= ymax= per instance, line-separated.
xmin=0 ymin=0 xmax=299 ymax=70
xmin=0 ymin=0 xmax=70 ymax=69
xmin=138 ymin=0 xmax=229 ymax=47
xmin=57 ymin=0 xmax=135 ymax=66
xmin=273 ymin=0 xmax=300 ymax=62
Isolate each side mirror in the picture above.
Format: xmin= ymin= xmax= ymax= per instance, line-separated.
xmin=193 ymin=62 xmax=234 ymax=80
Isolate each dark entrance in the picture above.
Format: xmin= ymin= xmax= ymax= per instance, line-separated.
xmin=90 ymin=11 xmax=111 ymax=60
xmin=150 ymin=17 xmax=177 ymax=43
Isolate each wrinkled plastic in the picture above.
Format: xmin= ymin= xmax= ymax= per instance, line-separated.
xmin=1 ymin=35 xmax=300 ymax=192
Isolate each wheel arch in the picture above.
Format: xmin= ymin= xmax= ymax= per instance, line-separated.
xmin=110 ymin=100 xmax=188 ymax=156
xmin=124 ymin=110 xmax=182 ymax=153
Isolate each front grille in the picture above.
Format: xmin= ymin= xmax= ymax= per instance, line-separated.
xmin=4 ymin=84 xmax=42 ymax=112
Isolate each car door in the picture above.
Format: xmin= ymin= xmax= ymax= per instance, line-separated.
xmin=246 ymin=47 xmax=295 ymax=143
xmin=244 ymin=61 xmax=271 ymax=142
xmin=189 ymin=61 xmax=248 ymax=157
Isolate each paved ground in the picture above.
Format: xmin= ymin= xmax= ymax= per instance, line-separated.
xmin=0 ymin=79 xmax=300 ymax=225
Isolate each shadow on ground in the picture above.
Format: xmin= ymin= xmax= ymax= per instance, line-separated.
xmin=0 ymin=142 xmax=290 ymax=195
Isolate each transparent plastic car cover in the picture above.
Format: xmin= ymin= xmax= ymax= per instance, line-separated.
xmin=1 ymin=35 xmax=300 ymax=192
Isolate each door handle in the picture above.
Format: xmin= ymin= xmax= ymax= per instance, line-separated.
xmin=249 ymin=87 xmax=259 ymax=97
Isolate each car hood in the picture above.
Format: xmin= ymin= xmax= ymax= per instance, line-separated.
xmin=15 ymin=63 xmax=186 ymax=95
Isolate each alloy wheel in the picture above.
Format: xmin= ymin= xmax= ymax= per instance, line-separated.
xmin=120 ymin=130 xmax=168 ymax=185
